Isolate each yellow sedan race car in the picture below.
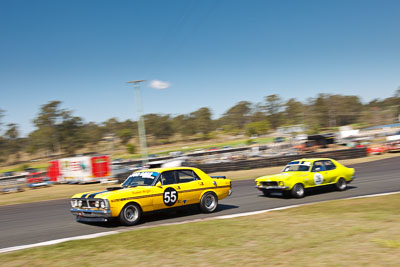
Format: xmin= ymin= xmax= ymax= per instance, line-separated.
xmin=255 ymin=158 xmax=355 ymax=198
xmin=70 ymin=167 xmax=232 ymax=225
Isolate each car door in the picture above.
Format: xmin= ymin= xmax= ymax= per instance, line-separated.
xmin=310 ymin=160 xmax=329 ymax=186
xmin=175 ymin=169 xmax=204 ymax=205
xmin=152 ymin=170 xmax=183 ymax=210
xmin=322 ymin=160 xmax=339 ymax=183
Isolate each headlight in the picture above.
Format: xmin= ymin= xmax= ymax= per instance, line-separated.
xmin=71 ymin=200 xmax=77 ymax=207
xmin=100 ymin=201 xmax=105 ymax=209
xmin=279 ymin=181 xmax=284 ymax=187
xmin=78 ymin=200 xmax=82 ymax=207
xmin=95 ymin=201 xmax=100 ymax=208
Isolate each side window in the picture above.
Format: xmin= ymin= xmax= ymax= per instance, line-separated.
xmin=177 ymin=170 xmax=199 ymax=183
xmin=323 ymin=160 xmax=336 ymax=170
xmin=161 ymin=171 xmax=177 ymax=185
xmin=311 ymin=161 xmax=325 ymax=172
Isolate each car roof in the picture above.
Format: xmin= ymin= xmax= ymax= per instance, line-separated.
xmin=290 ymin=158 xmax=335 ymax=163
xmin=133 ymin=167 xmax=197 ymax=173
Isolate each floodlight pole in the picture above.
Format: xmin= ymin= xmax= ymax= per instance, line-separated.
xmin=127 ymin=80 xmax=148 ymax=166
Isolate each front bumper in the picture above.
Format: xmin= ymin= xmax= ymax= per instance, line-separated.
xmin=70 ymin=208 xmax=112 ymax=219
xmin=256 ymin=186 xmax=288 ymax=191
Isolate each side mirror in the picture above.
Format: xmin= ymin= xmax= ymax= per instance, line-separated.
xmin=156 ymin=181 xmax=162 ymax=187
xmin=315 ymin=167 xmax=321 ymax=172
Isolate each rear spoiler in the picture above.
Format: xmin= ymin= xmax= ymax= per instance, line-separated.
xmin=210 ymin=176 xmax=226 ymax=179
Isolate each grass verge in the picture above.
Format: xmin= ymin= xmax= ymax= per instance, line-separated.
xmin=1 ymin=193 xmax=400 ymax=266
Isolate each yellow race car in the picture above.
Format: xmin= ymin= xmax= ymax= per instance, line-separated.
xmin=255 ymin=158 xmax=355 ymax=198
xmin=70 ymin=167 xmax=232 ymax=225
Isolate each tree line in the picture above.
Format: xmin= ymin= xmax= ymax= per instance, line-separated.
xmin=0 ymin=89 xmax=399 ymax=163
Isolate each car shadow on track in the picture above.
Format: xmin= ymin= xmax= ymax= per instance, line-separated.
xmin=78 ymin=203 xmax=239 ymax=228
xmin=257 ymin=185 xmax=358 ymax=199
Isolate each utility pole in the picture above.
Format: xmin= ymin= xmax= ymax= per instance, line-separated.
xmin=127 ymin=80 xmax=148 ymax=166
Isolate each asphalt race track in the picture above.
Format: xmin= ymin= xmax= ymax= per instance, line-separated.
xmin=1 ymin=156 xmax=399 ymax=250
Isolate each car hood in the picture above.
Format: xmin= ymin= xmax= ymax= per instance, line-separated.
xmin=72 ymin=186 xmax=153 ymax=199
xmin=255 ymin=172 xmax=307 ymax=182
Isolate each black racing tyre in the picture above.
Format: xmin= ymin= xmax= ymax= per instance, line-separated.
xmin=199 ymin=192 xmax=218 ymax=213
xmin=262 ymin=190 xmax=270 ymax=197
xmin=291 ymin=183 xmax=305 ymax=198
xmin=119 ymin=203 xmax=142 ymax=226
xmin=335 ymin=178 xmax=347 ymax=191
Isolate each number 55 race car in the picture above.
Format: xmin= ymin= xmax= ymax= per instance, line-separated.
xmin=255 ymin=158 xmax=355 ymax=198
xmin=70 ymin=167 xmax=232 ymax=225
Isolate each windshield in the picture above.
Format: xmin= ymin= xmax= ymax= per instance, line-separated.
xmin=122 ymin=171 xmax=159 ymax=187
xmin=282 ymin=164 xmax=310 ymax=172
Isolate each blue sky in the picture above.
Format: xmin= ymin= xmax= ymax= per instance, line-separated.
xmin=1 ymin=0 xmax=399 ymax=136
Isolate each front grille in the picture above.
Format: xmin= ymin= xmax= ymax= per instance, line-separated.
xmin=81 ymin=199 xmax=89 ymax=207
xmin=261 ymin=181 xmax=278 ymax=187
xmin=78 ymin=199 xmax=94 ymax=208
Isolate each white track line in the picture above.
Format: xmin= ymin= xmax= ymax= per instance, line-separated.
xmin=1 ymin=191 xmax=399 ymax=254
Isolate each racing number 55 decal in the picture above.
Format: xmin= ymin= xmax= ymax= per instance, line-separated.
xmin=163 ymin=187 xmax=178 ymax=206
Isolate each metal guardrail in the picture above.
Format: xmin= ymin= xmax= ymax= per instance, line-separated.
xmin=189 ymin=148 xmax=367 ymax=173
xmin=0 ymin=174 xmax=27 ymax=193
xmin=113 ymin=146 xmax=260 ymax=166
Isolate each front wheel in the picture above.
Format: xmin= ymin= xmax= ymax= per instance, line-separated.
xmin=119 ymin=203 xmax=142 ymax=226
xmin=335 ymin=178 xmax=347 ymax=191
xmin=262 ymin=190 xmax=270 ymax=197
xmin=291 ymin=183 xmax=305 ymax=198
xmin=199 ymin=192 xmax=218 ymax=213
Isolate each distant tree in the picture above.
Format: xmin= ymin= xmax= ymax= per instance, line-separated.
xmin=144 ymin=114 xmax=174 ymax=140
xmin=32 ymin=101 xmax=63 ymax=152
xmin=395 ymin=86 xmax=400 ymax=98
xmin=103 ymin=118 xmax=120 ymax=135
xmin=220 ymin=101 xmax=252 ymax=131
xmin=245 ymin=120 xmax=270 ymax=136
xmin=5 ymin=123 xmax=18 ymax=140
xmin=117 ymin=129 xmax=134 ymax=145
xmin=4 ymin=123 xmax=20 ymax=161
xmin=126 ymin=143 xmax=136 ymax=154
xmin=284 ymin=98 xmax=304 ymax=125
xmin=0 ymin=108 xmax=4 ymax=134
xmin=57 ymin=111 xmax=85 ymax=155
xmin=171 ymin=115 xmax=195 ymax=136
xmin=264 ymin=94 xmax=283 ymax=129
xmin=189 ymin=107 xmax=213 ymax=137
xmin=30 ymin=101 xmax=86 ymax=155
xmin=83 ymin=122 xmax=105 ymax=145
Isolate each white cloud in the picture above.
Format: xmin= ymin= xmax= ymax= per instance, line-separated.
xmin=149 ymin=80 xmax=171 ymax=90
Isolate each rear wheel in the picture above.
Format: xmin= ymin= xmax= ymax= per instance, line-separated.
xmin=291 ymin=183 xmax=305 ymax=198
xmin=335 ymin=178 xmax=347 ymax=191
xmin=119 ymin=203 xmax=142 ymax=226
xmin=199 ymin=192 xmax=218 ymax=213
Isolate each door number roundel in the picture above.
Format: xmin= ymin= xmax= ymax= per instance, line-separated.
xmin=314 ymin=173 xmax=324 ymax=185
xmin=163 ymin=187 xmax=178 ymax=206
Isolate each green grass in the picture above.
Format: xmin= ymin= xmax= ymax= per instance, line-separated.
xmin=0 ymin=163 xmax=49 ymax=173
xmin=1 ymin=193 xmax=400 ymax=266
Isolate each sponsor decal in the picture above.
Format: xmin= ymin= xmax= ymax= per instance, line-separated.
xmin=132 ymin=172 xmax=159 ymax=178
